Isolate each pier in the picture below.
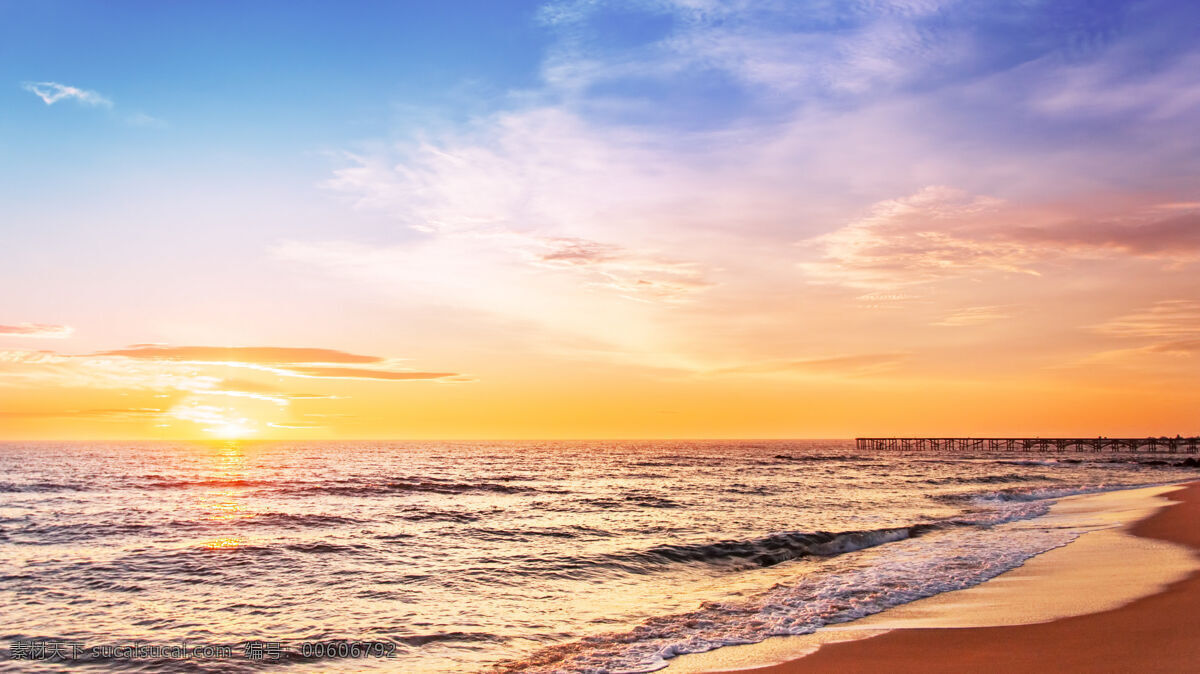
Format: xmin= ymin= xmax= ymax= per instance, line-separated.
xmin=855 ymin=437 xmax=1200 ymax=453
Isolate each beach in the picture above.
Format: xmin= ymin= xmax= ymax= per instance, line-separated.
xmin=677 ymin=481 xmax=1200 ymax=673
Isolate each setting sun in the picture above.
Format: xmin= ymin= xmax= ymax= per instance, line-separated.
xmin=208 ymin=422 xmax=256 ymax=440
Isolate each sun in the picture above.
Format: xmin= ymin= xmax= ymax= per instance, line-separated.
xmin=167 ymin=399 xmax=267 ymax=438
xmin=208 ymin=421 xmax=257 ymax=439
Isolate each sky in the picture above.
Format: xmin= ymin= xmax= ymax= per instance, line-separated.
xmin=2 ymin=0 xmax=1200 ymax=440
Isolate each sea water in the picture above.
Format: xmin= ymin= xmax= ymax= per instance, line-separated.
xmin=1 ymin=440 xmax=1196 ymax=672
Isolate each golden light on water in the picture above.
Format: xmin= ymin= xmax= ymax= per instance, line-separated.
xmin=202 ymin=537 xmax=242 ymax=550
xmin=197 ymin=442 xmax=251 ymax=549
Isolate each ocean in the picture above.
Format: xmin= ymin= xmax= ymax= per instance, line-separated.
xmin=1 ymin=440 xmax=1196 ymax=672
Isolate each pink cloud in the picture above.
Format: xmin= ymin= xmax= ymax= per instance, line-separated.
xmin=801 ymin=187 xmax=1200 ymax=289
xmin=94 ymin=345 xmax=382 ymax=364
xmin=0 ymin=323 xmax=74 ymax=339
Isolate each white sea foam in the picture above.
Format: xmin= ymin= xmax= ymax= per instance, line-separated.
xmin=501 ymin=483 xmax=1148 ymax=673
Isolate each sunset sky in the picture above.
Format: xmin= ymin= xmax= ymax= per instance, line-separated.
xmin=3 ymin=0 xmax=1200 ymax=440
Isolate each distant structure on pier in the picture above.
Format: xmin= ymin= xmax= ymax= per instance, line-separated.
xmin=856 ymin=437 xmax=1200 ymax=453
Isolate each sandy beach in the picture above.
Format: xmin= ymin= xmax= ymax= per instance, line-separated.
xmin=694 ymin=481 xmax=1200 ymax=673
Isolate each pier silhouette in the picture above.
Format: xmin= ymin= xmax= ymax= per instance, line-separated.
xmin=856 ymin=437 xmax=1200 ymax=453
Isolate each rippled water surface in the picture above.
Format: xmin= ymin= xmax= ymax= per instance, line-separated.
xmin=1 ymin=440 xmax=1197 ymax=671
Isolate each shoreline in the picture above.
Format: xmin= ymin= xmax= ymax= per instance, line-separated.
xmin=668 ymin=481 xmax=1200 ymax=673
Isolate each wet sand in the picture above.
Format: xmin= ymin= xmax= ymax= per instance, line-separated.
xmin=707 ymin=481 xmax=1200 ymax=673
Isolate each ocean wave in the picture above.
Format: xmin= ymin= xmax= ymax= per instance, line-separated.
xmin=526 ymin=525 xmax=936 ymax=579
xmin=0 ymin=481 xmax=88 ymax=493
xmin=626 ymin=526 xmax=929 ymax=568
xmin=995 ymin=459 xmax=1064 ymax=467
xmin=921 ymin=472 xmax=1059 ymax=485
xmin=495 ymin=523 xmax=1081 ymax=672
xmin=144 ymin=478 xmax=275 ymax=489
xmin=772 ymin=454 xmax=863 ymax=462
xmin=284 ymin=542 xmax=369 ymax=554
xmin=930 ymin=482 xmax=1149 ymax=506
xmin=965 ymin=483 xmax=1135 ymax=503
xmin=278 ymin=479 xmax=547 ymax=497
xmin=396 ymin=508 xmax=486 ymax=523
xmin=228 ymin=512 xmax=363 ymax=528
xmin=494 ymin=480 xmax=1137 ymax=671
xmin=724 ymin=483 xmax=774 ymax=495
xmin=577 ymin=494 xmax=684 ymax=510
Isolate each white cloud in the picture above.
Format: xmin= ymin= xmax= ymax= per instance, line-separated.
xmin=21 ymin=81 xmax=166 ymax=127
xmin=22 ymin=81 xmax=112 ymax=107
xmin=126 ymin=112 xmax=167 ymax=128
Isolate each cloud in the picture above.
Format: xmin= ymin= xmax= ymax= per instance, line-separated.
xmin=1009 ymin=211 xmax=1200 ymax=257
xmin=1147 ymin=339 xmax=1200 ymax=355
xmin=287 ymin=366 xmax=457 ymax=381
xmin=933 ymin=305 xmax=1012 ymax=327
xmin=321 ymin=109 xmax=716 ymax=304
xmin=0 ymin=407 xmax=163 ymax=420
xmin=22 ymin=81 xmax=112 ymax=107
xmin=1092 ymin=300 xmax=1200 ymax=339
xmin=712 ymin=353 xmax=909 ymax=377
xmin=0 ymin=343 xmax=465 ymax=436
xmin=801 ymin=187 xmax=1200 ymax=289
xmin=536 ymin=0 xmax=967 ymax=101
xmin=285 ymin=0 xmax=1200 ymax=380
xmin=21 ymin=81 xmax=163 ymax=126
xmin=1066 ymin=300 xmax=1200 ymax=376
xmin=126 ymin=112 xmax=167 ymax=128
xmin=798 ymin=186 xmax=1040 ymax=288
xmin=85 ymin=344 xmax=462 ymax=384
xmin=94 ymin=345 xmax=384 ymax=364
xmin=1029 ymin=48 xmax=1200 ymax=123
xmin=506 ymin=231 xmax=711 ymax=300
xmin=0 ymin=323 xmax=74 ymax=338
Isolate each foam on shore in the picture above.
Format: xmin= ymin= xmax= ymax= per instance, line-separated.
xmin=667 ymin=483 xmax=1198 ymax=673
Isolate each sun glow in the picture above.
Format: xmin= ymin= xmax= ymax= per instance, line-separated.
xmin=209 ymin=421 xmax=257 ymax=439
xmin=166 ymin=398 xmax=273 ymax=438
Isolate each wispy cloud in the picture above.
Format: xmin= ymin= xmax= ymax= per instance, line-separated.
xmin=1061 ymin=300 xmax=1200 ymax=379
xmin=22 ymin=81 xmax=112 ymax=107
xmin=125 ymin=111 xmax=167 ymax=128
xmin=933 ymin=306 xmax=1012 ymax=327
xmin=0 ymin=407 xmax=163 ymax=420
xmin=0 ymin=323 xmax=75 ymax=338
xmin=95 ymin=345 xmax=385 ymax=364
xmin=711 ymin=353 xmax=910 ymax=377
xmin=22 ymin=81 xmax=164 ymax=126
xmin=89 ymin=343 xmax=462 ymax=384
xmin=287 ymin=366 xmax=457 ymax=381
xmin=1092 ymin=300 xmax=1200 ymax=339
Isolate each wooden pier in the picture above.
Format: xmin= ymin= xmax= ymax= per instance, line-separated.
xmin=855 ymin=437 xmax=1200 ymax=454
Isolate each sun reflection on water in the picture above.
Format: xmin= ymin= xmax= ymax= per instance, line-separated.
xmin=197 ymin=441 xmax=251 ymax=550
